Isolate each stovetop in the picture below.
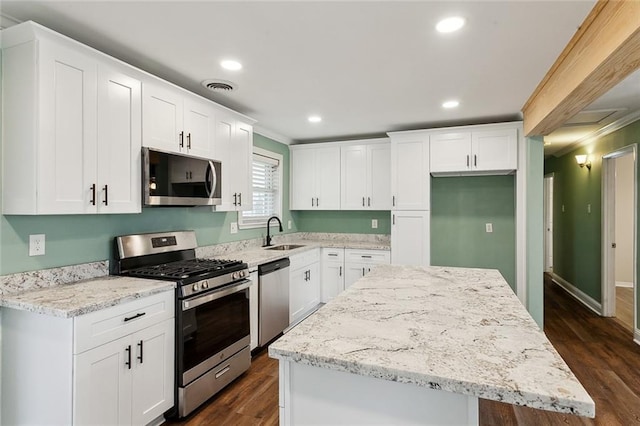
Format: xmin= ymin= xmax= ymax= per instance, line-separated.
xmin=126 ymin=258 xmax=245 ymax=281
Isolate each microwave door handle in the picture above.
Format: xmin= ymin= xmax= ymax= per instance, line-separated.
xmin=205 ymin=161 xmax=217 ymax=199
xmin=210 ymin=161 xmax=217 ymax=198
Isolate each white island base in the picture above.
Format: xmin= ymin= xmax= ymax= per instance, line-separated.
xmin=278 ymin=360 xmax=478 ymax=425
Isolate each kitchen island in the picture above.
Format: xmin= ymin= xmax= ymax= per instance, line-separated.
xmin=269 ymin=265 xmax=594 ymax=425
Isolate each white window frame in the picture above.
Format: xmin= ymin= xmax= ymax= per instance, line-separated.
xmin=238 ymin=147 xmax=284 ymax=229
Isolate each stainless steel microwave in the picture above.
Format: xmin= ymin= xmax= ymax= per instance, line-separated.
xmin=143 ymin=148 xmax=222 ymax=206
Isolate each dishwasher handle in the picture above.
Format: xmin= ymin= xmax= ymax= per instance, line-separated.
xmin=259 ymin=258 xmax=291 ymax=275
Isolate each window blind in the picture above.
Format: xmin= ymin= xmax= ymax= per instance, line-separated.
xmin=241 ymin=153 xmax=280 ymax=226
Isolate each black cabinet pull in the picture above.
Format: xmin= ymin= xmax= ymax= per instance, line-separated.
xmin=179 ymin=131 xmax=184 ymax=148
xmin=339 ymin=266 xmax=342 ymax=276
xmin=137 ymin=340 xmax=144 ymax=364
xmin=123 ymin=312 xmax=146 ymax=322
xmin=125 ymin=345 xmax=131 ymax=369
xmin=186 ymin=171 xmax=189 ymax=180
xmin=368 ymin=197 xmax=371 ymax=207
xmin=90 ymin=184 xmax=96 ymax=206
xmin=361 ymin=255 xmax=372 ymax=259
xmin=466 ymin=155 xmax=470 ymax=167
xmin=393 ymin=214 xmax=395 ymax=225
xmin=392 ymin=195 xmax=395 ymax=206
xmin=316 ymin=197 xmax=319 ymax=206
xmin=102 ymin=185 xmax=108 ymax=206
xmin=362 ymin=197 xmax=365 ymax=207
xmin=187 ymin=133 xmax=192 ymax=149
xmin=362 ymin=267 xmax=365 ymax=276
xmin=233 ymin=193 xmax=238 ymax=206
xmin=474 ymin=154 xmax=477 ymax=167
xmin=311 ymin=198 xmax=314 ymax=207
xmin=238 ymin=192 xmax=242 ymax=206
xmin=190 ymin=171 xmax=193 ymax=180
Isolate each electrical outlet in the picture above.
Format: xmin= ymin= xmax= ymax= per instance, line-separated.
xmin=371 ymin=219 xmax=378 ymax=229
xmin=230 ymin=222 xmax=238 ymax=234
xmin=587 ymin=203 xmax=591 ymax=214
xmin=562 ymin=204 xmax=565 ymax=213
xmin=485 ymin=223 xmax=493 ymax=233
xmin=288 ymin=220 xmax=292 ymax=230
xmin=29 ymin=234 xmax=46 ymax=256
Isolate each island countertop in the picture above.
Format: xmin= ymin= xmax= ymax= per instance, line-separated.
xmin=268 ymin=264 xmax=595 ymax=417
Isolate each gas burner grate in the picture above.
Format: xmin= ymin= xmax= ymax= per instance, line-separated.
xmin=127 ymin=258 xmax=243 ymax=280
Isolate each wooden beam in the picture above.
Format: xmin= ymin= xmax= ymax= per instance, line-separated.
xmin=522 ymin=0 xmax=640 ymax=137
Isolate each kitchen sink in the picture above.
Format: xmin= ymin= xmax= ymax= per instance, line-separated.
xmin=265 ymin=244 xmax=306 ymax=251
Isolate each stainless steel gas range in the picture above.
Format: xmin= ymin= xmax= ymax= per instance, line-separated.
xmin=113 ymin=231 xmax=251 ymax=418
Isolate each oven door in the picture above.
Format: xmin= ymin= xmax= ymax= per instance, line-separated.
xmin=178 ymin=279 xmax=251 ymax=386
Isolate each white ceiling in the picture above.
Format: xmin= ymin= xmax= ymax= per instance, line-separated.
xmin=0 ymin=1 xmax=605 ymax=144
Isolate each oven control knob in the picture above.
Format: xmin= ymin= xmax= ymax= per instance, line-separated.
xmin=232 ymin=272 xmax=239 ymax=280
xmin=192 ymin=283 xmax=200 ymax=292
xmin=202 ymin=281 xmax=209 ymax=289
xmin=240 ymin=270 xmax=246 ymax=278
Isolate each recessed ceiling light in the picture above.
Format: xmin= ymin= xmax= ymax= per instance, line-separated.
xmin=436 ymin=16 xmax=465 ymax=33
xmin=442 ymin=100 xmax=460 ymax=109
xmin=221 ymin=60 xmax=242 ymax=71
xmin=308 ymin=115 xmax=322 ymax=123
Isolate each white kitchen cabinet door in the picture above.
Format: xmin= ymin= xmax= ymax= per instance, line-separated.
xmin=315 ymin=147 xmax=341 ymax=210
xmin=38 ymin=39 xmax=98 ymax=214
xmin=249 ymin=271 xmax=259 ymax=350
xmin=290 ymin=148 xmax=316 ymax=210
xmin=130 ymin=319 xmax=175 ymax=426
xmin=341 ymin=145 xmax=368 ymax=210
xmin=472 ymin=128 xmax=518 ymax=172
xmin=322 ymin=262 xmax=344 ymax=302
xmin=74 ymin=336 xmax=132 ymax=426
xmin=391 ymin=210 xmax=430 ymax=267
xmin=289 ymin=266 xmax=307 ymax=324
xmin=390 ymin=137 xmax=430 ymax=210
xmin=368 ymin=143 xmax=391 ymax=210
xmin=142 ymin=82 xmax=184 ymax=153
xmin=344 ymin=264 xmax=367 ymax=289
xmin=234 ymin=121 xmax=254 ymax=211
xmin=304 ymin=262 xmax=321 ymax=313
xmin=184 ymin=97 xmax=215 ymax=158
xmin=97 ymin=66 xmax=142 ymax=214
xmin=430 ymin=132 xmax=472 ymax=173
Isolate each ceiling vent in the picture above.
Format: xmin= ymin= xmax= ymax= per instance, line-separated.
xmin=201 ymin=79 xmax=236 ymax=92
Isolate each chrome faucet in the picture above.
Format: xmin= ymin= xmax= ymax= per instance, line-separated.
xmin=264 ymin=216 xmax=283 ymax=247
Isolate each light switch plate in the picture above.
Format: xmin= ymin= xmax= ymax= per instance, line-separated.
xmin=371 ymin=219 xmax=378 ymax=229
xmin=230 ymin=222 xmax=238 ymax=234
xmin=587 ymin=204 xmax=591 ymax=214
xmin=288 ymin=220 xmax=292 ymax=230
xmin=29 ymin=234 xmax=45 ymax=256
xmin=485 ymin=223 xmax=493 ymax=233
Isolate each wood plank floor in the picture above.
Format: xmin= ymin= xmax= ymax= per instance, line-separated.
xmin=615 ymin=286 xmax=634 ymax=331
xmin=169 ymin=276 xmax=640 ymax=425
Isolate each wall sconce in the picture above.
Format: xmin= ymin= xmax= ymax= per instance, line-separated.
xmin=575 ymin=154 xmax=591 ymax=170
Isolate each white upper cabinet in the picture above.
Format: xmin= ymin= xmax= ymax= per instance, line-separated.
xmin=290 ymin=145 xmax=341 ymax=210
xmin=1 ymin=24 xmax=142 ymax=214
xmin=430 ymin=128 xmax=517 ymax=175
xmin=341 ymin=141 xmax=391 ymax=210
xmin=142 ymin=82 xmax=215 ymax=158
xmin=389 ymin=135 xmax=430 ymax=210
xmin=213 ymin=113 xmax=254 ymax=212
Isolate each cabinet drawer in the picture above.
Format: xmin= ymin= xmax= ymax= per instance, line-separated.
xmin=74 ymin=290 xmax=174 ymax=354
xmin=322 ymin=248 xmax=344 ymax=262
xmin=290 ymin=248 xmax=320 ymax=270
xmin=345 ymin=249 xmax=390 ymax=264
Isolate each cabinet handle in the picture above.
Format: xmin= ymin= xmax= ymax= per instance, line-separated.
xmin=361 ymin=255 xmax=372 ymax=259
xmin=179 ymin=131 xmax=184 ymax=148
xmin=137 ymin=340 xmax=144 ymax=364
xmin=474 ymin=154 xmax=477 ymax=167
xmin=311 ymin=198 xmax=314 ymax=207
xmin=339 ymin=266 xmax=342 ymax=276
xmin=187 ymin=133 xmax=192 ymax=149
xmin=233 ymin=193 xmax=238 ymax=206
xmin=316 ymin=197 xmax=319 ymax=207
xmin=362 ymin=197 xmax=365 ymax=207
xmin=238 ymin=192 xmax=242 ymax=206
xmin=90 ymin=184 xmax=96 ymax=206
xmin=125 ymin=345 xmax=132 ymax=369
xmin=123 ymin=312 xmax=146 ymax=322
xmin=215 ymin=365 xmax=231 ymax=379
xmin=362 ymin=267 xmax=365 ymax=276
xmin=392 ymin=195 xmax=395 ymax=207
xmin=368 ymin=197 xmax=370 ymax=207
xmin=102 ymin=185 xmax=108 ymax=206
xmin=466 ymin=155 xmax=470 ymax=168
xmin=186 ymin=171 xmax=189 ymax=180
xmin=393 ymin=214 xmax=395 ymax=225
xmin=328 ymin=253 xmax=338 ymax=257
xmin=190 ymin=171 xmax=193 ymax=180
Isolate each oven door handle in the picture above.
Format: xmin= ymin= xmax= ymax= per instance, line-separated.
xmin=182 ymin=279 xmax=251 ymax=311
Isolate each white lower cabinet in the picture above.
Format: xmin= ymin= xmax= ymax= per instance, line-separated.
xmin=391 ymin=211 xmax=431 ymax=267
xmin=321 ymin=248 xmax=345 ymax=303
xmin=289 ymin=249 xmax=321 ymax=325
xmin=344 ymin=249 xmax=391 ymax=289
xmin=1 ymin=290 xmax=175 ymax=426
xmin=249 ymin=270 xmax=259 ymax=351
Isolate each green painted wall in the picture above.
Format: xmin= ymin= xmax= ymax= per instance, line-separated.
xmin=293 ymin=210 xmax=391 ymax=234
xmin=430 ymin=175 xmax=516 ymax=290
xmin=527 ymin=136 xmax=544 ymax=327
xmin=545 ymin=119 xmax=640 ymax=329
xmin=0 ymin=134 xmax=297 ymax=275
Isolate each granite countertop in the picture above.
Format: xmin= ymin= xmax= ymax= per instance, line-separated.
xmin=205 ymin=239 xmax=390 ymax=269
xmin=269 ymin=264 xmax=595 ymax=417
xmin=0 ymin=276 xmax=175 ymax=318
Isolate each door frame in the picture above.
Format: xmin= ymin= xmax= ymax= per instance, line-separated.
xmin=543 ymin=173 xmax=554 ymax=273
xmin=601 ymin=144 xmax=637 ymax=325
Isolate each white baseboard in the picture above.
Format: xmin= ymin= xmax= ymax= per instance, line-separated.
xmin=615 ymin=281 xmax=634 ymax=288
xmin=550 ymin=273 xmax=603 ymax=315
xmin=635 ymin=329 xmax=640 ymax=347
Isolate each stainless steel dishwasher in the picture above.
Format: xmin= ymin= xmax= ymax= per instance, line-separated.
xmin=258 ymin=258 xmax=290 ymax=346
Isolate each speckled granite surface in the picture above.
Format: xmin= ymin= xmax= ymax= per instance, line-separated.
xmin=0 ymin=261 xmax=109 ymax=296
xmin=196 ymin=232 xmax=390 ymax=269
xmin=0 ymin=276 xmax=175 ymax=318
xmin=269 ymin=264 xmax=595 ymax=417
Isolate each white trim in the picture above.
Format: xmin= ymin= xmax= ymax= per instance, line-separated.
xmin=0 ymin=13 xmax=21 ymax=30
xmin=551 ymin=273 xmax=603 ymax=315
xmin=553 ymin=111 xmax=640 ymax=158
xmin=516 ymin=128 xmax=528 ymax=306
xmin=634 ymin=329 xmax=640 ymax=347
xmin=254 ymin=126 xmax=293 ymax=146
xmin=615 ymin=281 xmax=634 ymax=288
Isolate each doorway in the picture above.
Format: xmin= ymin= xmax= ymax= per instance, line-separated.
xmin=543 ymin=174 xmax=554 ymax=273
xmin=602 ymin=144 xmax=637 ymax=335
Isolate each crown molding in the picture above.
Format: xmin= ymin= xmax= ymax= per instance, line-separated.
xmin=0 ymin=13 xmax=21 ymax=30
xmin=254 ymin=125 xmax=293 ymax=146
